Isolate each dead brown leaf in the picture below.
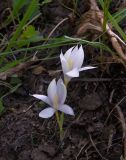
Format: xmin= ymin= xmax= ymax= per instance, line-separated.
xmin=32 ymin=66 xmax=46 ymax=75
xmin=0 ymin=60 xmax=45 ymax=80
xmin=75 ymin=0 xmax=126 ymax=62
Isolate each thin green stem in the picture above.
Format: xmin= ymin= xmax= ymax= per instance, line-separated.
xmin=64 ymin=78 xmax=68 ymax=87
xmin=59 ymin=77 xmax=68 ymax=138
xmin=64 ymin=75 xmax=69 ymax=87
xmin=55 ymin=111 xmax=63 ymax=139
xmin=60 ymin=112 xmax=64 ymax=131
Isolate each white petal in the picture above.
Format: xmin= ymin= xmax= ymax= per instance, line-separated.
xmin=71 ymin=45 xmax=79 ymax=55
xmin=60 ymin=51 xmax=66 ymax=62
xmin=66 ymin=68 xmax=79 ymax=77
xmin=79 ymin=66 xmax=96 ymax=72
xmin=58 ymin=104 xmax=74 ymax=116
xmin=39 ymin=107 xmax=55 ymax=118
xmin=71 ymin=45 xmax=84 ymax=69
xmin=64 ymin=46 xmax=74 ymax=60
xmin=60 ymin=52 xmax=69 ymax=73
xmin=32 ymin=94 xmax=51 ymax=105
xmin=47 ymin=79 xmax=57 ymax=104
xmin=57 ymin=78 xmax=67 ymax=104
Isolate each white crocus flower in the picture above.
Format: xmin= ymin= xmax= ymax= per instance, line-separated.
xmin=32 ymin=78 xmax=74 ymax=118
xmin=60 ymin=45 xmax=96 ymax=85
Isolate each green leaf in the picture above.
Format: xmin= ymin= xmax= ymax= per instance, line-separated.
xmin=5 ymin=0 xmax=40 ymax=51
xmin=0 ymin=59 xmax=24 ymax=73
xmin=0 ymin=36 xmax=114 ymax=58
xmin=99 ymin=0 xmax=126 ymax=41
xmin=108 ymin=13 xmax=126 ymax=41
xmin=21 ymin=25 xmax=39 ymax=39
xmin=18 ymin=25 xmax=40 ymax=47
xmin=0 ymin=0 xmax=40 ymax=30
xmin=12 ymin=0 xmax=31 ymax=17
xmin=12 ymin=0 xmax=40 ymax=21
xmin=113 ymin=8 xmax=126 ymax=24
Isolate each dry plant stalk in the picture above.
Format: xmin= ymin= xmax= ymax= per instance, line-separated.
xmin=0 ymin=59 xmax=45 ymax=80
xmin=76 ymin=0 xmax=126 ymax=61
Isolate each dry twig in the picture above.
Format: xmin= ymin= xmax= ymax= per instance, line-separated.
xmin=105 ymin=95 xmax=126 ymax=160
xmin=0 ymin=60 xmax=41 ymax=80
xmin=89 ymin=134 xmax=108 ymax=160
xmin=115 ymin=104 xmax=126 ymax=160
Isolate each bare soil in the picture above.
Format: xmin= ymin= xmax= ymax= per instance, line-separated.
xmin=0 ymin=0 xmax=126 ymax=160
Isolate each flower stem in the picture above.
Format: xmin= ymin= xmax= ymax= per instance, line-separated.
xmin=60 ymin=78 xmax=68 ymax=138
xmin=56 ymin=76 xmax=68 ymax=140
xmin=60 ymin=112 xmax=64 ymax=130
xmin=55 ymin=111 xmax=63 ymax=139
xmin=64 ymin=78 xmax=68 ymax=87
